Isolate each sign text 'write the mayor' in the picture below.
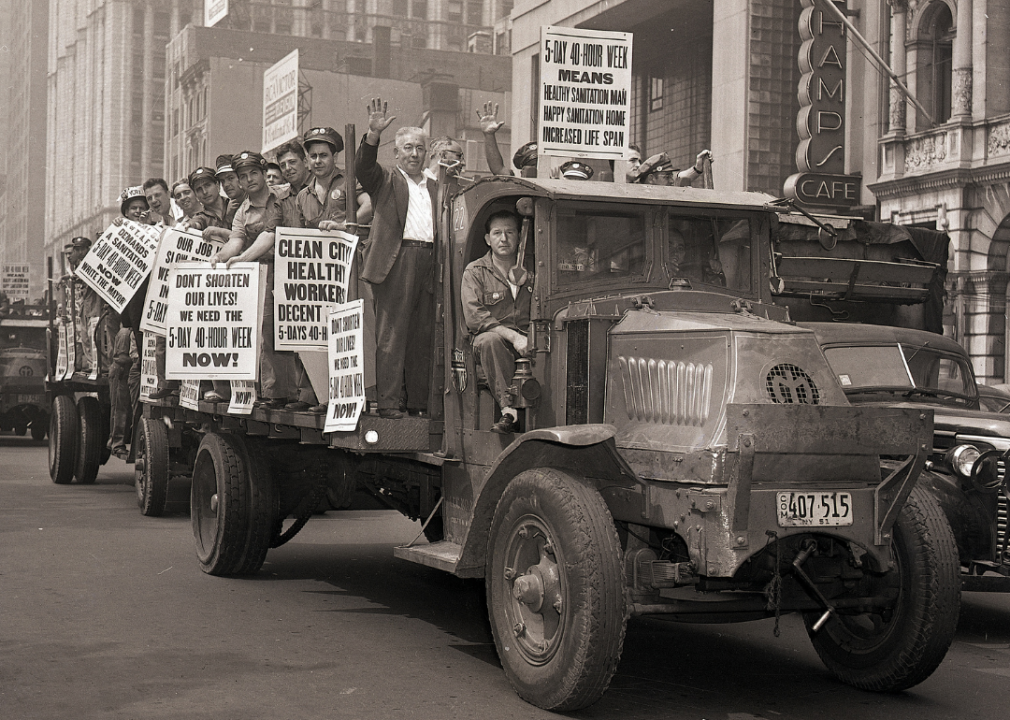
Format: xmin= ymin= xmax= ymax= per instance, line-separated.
xmin=274 ymin=228 xmax=358 ymax=351
xmin=539 ymin=26 xmax=632 ymax=159
xmin=164 ymin=262 xmax=261 ymax=381
xmin=76 ymin=221 xmax=161 ymax=313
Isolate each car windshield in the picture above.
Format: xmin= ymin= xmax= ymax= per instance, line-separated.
xmin=822 ymin=343 xmax=976 ymax=402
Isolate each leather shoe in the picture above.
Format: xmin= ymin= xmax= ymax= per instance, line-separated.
xmin=309 ymin=403 xmax=328 ymax=414
xmin=490 ymin=414 xmax=516 ymax=434
xmin=148 ymin=388 xmax=177 ymax=400
xmin=378 ymin=408 xmax=405 ymax=419
xmin=203 ymin=391 xmax=227 ymax=403
xmin=255 ymin=397 xmax=288 ymax=410
xmin=285 ymin=400 xmax=312 ymax=411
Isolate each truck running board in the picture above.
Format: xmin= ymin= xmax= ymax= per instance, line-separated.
xmin=393 ymin=541 xmax=462 ymax=573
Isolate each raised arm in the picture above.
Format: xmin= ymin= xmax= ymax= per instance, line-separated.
xmin=478 ymin=101 xmax=507 ymax=176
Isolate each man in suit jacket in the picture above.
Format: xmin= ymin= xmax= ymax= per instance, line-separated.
xmin=356 ymin=98 xmax=436 ymax=418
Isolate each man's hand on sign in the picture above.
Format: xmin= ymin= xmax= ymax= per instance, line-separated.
xmin=477 ymin=101 xmax=505 ymax=135
xmin=367 ymin=98 xmax=396 ymax=138
xmin=318 ymin=220 xmax=345 ymax=232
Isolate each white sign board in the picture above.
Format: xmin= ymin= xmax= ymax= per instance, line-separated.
xmin=76 ymin=221 xmax=161 ymax=313
xmin=139 ymin=333 xmax=158 ymax=402
xmin=539 ymin=26 xmax=633 ymax=159
xmin=324 ymin=300 xmax=365 ymax=433
xmin=179 ymin=379 xmax=201 ymax=410
xmin=55 ymin=323 xmax=69 ymax=381
xmin=164 ymin=262 xmax=260 ymax=380
xmin=274 ymin=228 xmax=358 ymax=351
xmin=228 ymin=380 xmax=256 ymax=415
xmin=2 ymin=264 xmax=30 ymax=299
xmin=204 ymin=0 xmax=228 ymax=27
xmin=262 ymin=49 xmax=299 ymax=153
xmin=141 ymin=228 xmax=224 ymax=336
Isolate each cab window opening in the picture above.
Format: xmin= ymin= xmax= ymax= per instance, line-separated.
xmin=555 ymin=204 xmax=649 ymax=285
xmin=666 ymin=214 xmax=752 ymax=293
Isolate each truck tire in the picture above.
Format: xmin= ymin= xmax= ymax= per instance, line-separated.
xmin=191 ymin=433 xmax=274 ymax=576
xmin=805 ymin=485 xmax=960 ymax=691
xmin=49 ymin=395 xmax=77 ymax=485
xmin=486 ymin=468 xmax=626 ymax=711
xmin=14 ymin=422 xmax=27 ymax=436
xmin=31 ymin=414 xmax=47 ymax=441
xmin=134 ymin=417 xmax=169 ymax=517
xmin=74 ymin=397 xmax=102 ymax=484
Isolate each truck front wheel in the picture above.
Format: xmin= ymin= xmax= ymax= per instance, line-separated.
xmin=49 ymin=395 xmax=77 ymax=484
xmin=486 ymin=468 xmax=626 ymax=712
xmin=74 ymin=396 xmax=102 ymax=484
xmin=135 ymin=416 xmax=169 ymax=517
xmin=805 ymin=485 xmax=960 ymax=691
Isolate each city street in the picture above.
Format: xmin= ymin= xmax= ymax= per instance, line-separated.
xmin=2 ymin=433 xmax=1007 ymax=720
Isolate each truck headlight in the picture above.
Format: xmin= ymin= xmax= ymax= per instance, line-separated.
xmin=946 ymin=444 xmax=981 ymax=478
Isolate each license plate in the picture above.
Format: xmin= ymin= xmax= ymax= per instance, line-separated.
xmin=17 ymin=394 xmax=44 ymax=404
xmin=777 ymin=491 xmax=853 ymax=527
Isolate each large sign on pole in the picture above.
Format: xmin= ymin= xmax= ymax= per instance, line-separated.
xmin=262 ymin=49 xmax=299 ymax=154
xmin=538 ymin=26 xmax=633 ymax=160
xmin=204 ymin=0 xmax=228 ymax=27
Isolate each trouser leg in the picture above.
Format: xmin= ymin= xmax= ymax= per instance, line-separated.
xmin=472 ymin=332 xmax=518 ymax=410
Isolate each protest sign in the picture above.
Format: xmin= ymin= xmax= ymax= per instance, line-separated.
xmin=55 ymin=324 xmax=68 ymax=381
xmin=139 ymin=334 xmax=158 ymax=402
xmin=274 ymin=228 xmax=358 ymax=350
xmin=76 ymin=221 xmax=161 ymax=313
xmin=87 ymin=316 xmax=100 ymax=380
xmin=179 ymin=379 xmax=201 ymax=410
xmin=164 ymin=262 xmax=260 ymax=381
xmin=141 ymin=228 xmax=224 ymax=336
xmin=324 ymin=299 xmax=365 ymax=433
xmin=539 ymin=25 xmax=633 ymax=159
xmin=65 ymin=315 xmax=77 ymax=377
xmin=2 ymin=264 xmax=30 ymax=299
xmin=228 ymin=380 xmax=256 ymax=415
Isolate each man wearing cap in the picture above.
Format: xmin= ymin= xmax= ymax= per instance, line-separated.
xmin=633 ymin=149 xmax=713 ymax=186
xmin=427 ymin=136 xmax=465 ymax=180
xmin=560 ymin=160 xmax=594 ymax=181
xmin=186 ymin=167 xmax=230 ymax=232
xmin=478 ymin=101 xmax=538 ymax=178
xmin=61 ymin=236 xmax=104 ymax=373
xmin=356 ymin=98 xmax=435 ymax=418
xmin=210 ymin=150 xmax=294 ymax=409
xmin=266 ymin=162 xmax=284 ymax=190
xmin=172 ymin=179 xmax=203 ymax=226
xmin=201 ymin=155 xmax=247 ymax=245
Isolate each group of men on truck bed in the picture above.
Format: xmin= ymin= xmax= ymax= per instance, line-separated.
xmin=56 ymin=97 xmax=714 ymax=443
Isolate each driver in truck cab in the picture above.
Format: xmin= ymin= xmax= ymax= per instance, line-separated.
xmin=461 ymin=209 xmax=533 ymax=434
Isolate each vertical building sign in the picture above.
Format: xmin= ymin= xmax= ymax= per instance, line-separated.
xmin=262 ymin=49 xmax=299 ymax=154
xmin=784 ymin=0 xmax=861 ymax=208
xmin=538 ymin=26 xmax=633 ymax=160
xmin=205 ymin=0 xmax=229 ymax=28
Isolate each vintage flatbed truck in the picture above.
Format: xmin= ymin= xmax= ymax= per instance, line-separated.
xmin=145 ymin=175 xmax=960 ymax=711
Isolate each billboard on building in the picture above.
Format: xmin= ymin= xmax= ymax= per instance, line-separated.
xmin=262 ymin=49 xmax=300 ymax=154
xmin=538 ymin=26 xmax=633 ymax=160
xmin=204 ymin=0 xmax=228 ymax=28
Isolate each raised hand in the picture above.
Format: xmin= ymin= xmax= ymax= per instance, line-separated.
xmin=367 ymin=98 xmax=396 ymax=136
xmin=477 ymin=101 xmax=505 ymax=134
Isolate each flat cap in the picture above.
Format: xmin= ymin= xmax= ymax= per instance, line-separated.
xmin=303 ymin=127 xmax=343 ymax=153
xmin=188 ymin=166 xmax=218 ymax=187
xmin=232 ymin=151 xmax=268 ymax=172
xmin=560 ymin=160 xmax=594 ymax=180
xmin=512 ymin=141 xmax=538 ymax=170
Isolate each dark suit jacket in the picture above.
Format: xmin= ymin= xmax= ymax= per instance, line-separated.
xmin=355 ymin=136 xmax=437 ymax=284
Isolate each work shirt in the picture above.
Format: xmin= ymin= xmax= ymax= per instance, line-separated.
xmin=461 ymin=251 xmax=534 ymax=336
xmin=295 ymin=170 xmax=366 ymax=229
xmin=230 ymin=191 xmax=283 ymax=260
xmin=223 ymin=196 xmax=243 ymax=229
xmin=185 ymin=197 xmax=230 ymax=231
xmin=398 ymin=168 xmax=434 ymax=243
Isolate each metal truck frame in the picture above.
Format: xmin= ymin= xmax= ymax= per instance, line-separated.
xmin=144 ymin=175 xmax=960 ymax=711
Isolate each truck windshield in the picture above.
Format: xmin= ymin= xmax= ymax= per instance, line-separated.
xmin=555 ymin=204 xmax=648 ymax=285
xmin=668 ymin=214 xmax=752 ymax=293
xmin=822 ymin=344 xmax=976 ymax=401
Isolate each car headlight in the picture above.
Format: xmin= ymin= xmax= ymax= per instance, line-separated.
xmin=946 ymin=444 xmax=981 ymax=478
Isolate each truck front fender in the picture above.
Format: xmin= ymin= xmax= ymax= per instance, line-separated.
xmin=454 ymin=423 xmax=637 ymax=577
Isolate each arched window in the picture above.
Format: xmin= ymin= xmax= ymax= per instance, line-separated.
xmin=927 ymin=4 xmax=954 ymax=123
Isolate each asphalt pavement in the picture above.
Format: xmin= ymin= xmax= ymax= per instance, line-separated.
xmin=2 ymin=434 xmax=1008 ymax=720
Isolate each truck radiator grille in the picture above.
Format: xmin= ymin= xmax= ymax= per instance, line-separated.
xmin=998 ymin=488 xmax=1009 ymax=565
xmin=617 ymin=356 xmax=713 ymax=425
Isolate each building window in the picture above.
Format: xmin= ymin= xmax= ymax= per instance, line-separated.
xmin=413 ymin=33 xmax=427 ymax=48
xmin=448 ymin=0 xmax=462 ymax=23
xmin=649 ymin=75 xmax=664 ymax=112
xmin=927 ymin=4 xmax=953 ymax=124
xmin=412 ymin=0 xmax=427 ymax=19
xmin=393 ymin=0 xmax=407 ymax=15
xmin=467 ymin=0 xmax=482 ymax=25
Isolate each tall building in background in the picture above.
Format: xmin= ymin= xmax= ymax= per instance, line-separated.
xmin=0 ymin=0 xmax=49 ymax=301
xmin=46 ymin=0 xmax=197 ymax=266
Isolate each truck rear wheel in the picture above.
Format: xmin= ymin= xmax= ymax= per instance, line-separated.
xmin=75 ymin=396 xmax=102 ymax=484
xmin=135 ymin=416 xmax=169 ymax=517
xmin=49 ymin=395 xmax=77 ymax=485
xmin=191 ymin=433 xmax=274 ymax=576
xmin=805 ymin=485 xmax=960 ymax=691
xmin=486 ymin=468 xmax=626 ymax=711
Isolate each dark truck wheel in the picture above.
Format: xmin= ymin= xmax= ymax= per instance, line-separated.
xmin=805 ymin=485 xmax=960 ymax=691
xmin=191 ymin=433 xmax=274 ymax=576
xmin=135 ymin=417 xmax=169 ymax=517
xmin=486 ymin=468 xmax=626 ymax=712
xmin=14 ymin=423 xmax=27 ymax=436
xmin=49 ymin=395 xmax=77 ymax=485
xmin=75 ymin=397 xmax=102 ymax=484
